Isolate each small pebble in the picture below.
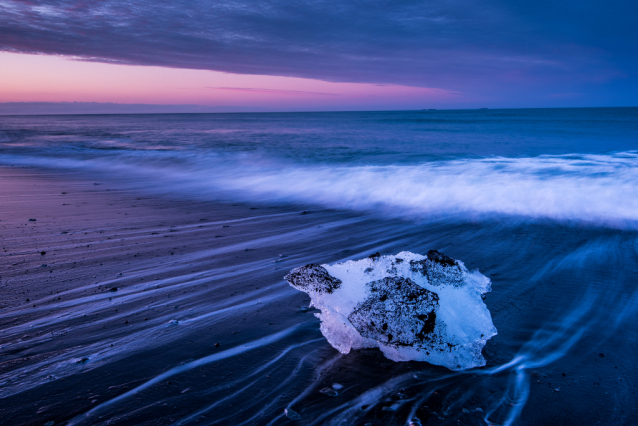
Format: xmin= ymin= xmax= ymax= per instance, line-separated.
xmin=319 ymin=387 xmax=338 ymax=396
xmin=284 ymin=408 xmax=300 ymax=420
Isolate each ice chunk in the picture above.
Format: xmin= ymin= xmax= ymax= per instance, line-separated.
xmin=284 ymin=251 xmax=497 ymax=370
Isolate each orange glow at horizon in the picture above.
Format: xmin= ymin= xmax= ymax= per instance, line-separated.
xmin=0 ymin=52 xmax=460 ymax=109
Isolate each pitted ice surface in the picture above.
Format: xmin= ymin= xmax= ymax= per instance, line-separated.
xmin=284 ymin=251 xmax=497 ymax=370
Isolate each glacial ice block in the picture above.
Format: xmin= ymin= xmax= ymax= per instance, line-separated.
xmin=285 ymin=251 xmax=497 ymax=370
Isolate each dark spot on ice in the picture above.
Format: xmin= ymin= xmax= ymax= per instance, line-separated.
xmin=409 ymin=250 xmax=465 ymax=287
xmin=426 ymin=250 xmax=456 ymax=267
xmin=285 ymin=264 xmax=342 ymax=294
xmin=416 ymin=311 xmax=437 ymax=336
xmin=364 ymin=267 xmax=374 ymax=273
xmin=368 ymin=252 xmax=381 ymax=261
xmin=395 ymin=258 xmax=404 ymax=263
xmin=108 ymin=287 xmax=118 ymax=292
xmin=28 ymin=218 xmax=36 ymax=222
xmin=348 ymin=277 xmax=440 ymax=349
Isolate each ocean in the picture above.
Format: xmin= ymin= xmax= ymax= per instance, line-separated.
xmin=1 ymin=108 xmax=637 ymax=425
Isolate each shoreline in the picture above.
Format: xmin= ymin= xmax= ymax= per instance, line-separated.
xmin=0 ymin=165 xmax=392 ymax=425
xmin=1 ymin=165 xmax=636 ymax=425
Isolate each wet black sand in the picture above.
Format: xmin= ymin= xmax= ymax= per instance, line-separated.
xmin=1 ymin=167 xmax=637 ymax=426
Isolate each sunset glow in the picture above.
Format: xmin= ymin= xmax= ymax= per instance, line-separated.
xmin=0 ymin=52 xmax=458 ymax=111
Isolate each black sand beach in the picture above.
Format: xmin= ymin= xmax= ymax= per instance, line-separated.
xmin=2 ymin=165 xmax=637 ymax=426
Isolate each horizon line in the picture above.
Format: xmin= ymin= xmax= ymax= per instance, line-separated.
xmin=0 ymin=103 xmax=636 ymax=117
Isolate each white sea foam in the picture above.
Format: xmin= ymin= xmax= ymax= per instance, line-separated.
xmin=2 ymin=150 xmax=638 ymax=227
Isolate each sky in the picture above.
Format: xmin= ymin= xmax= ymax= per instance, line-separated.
xmin=0 ymin=0 xmax=637 ymax=112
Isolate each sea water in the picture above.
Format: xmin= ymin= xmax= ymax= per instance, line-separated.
xmin=1 ymin=108 xmax=637 ymax=425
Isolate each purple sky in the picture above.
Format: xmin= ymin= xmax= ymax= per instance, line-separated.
xmin=0 ymin=0 xmax=636 ymax=111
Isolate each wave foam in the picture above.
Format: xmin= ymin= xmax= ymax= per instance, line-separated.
xmin=2 ymin=150 xmax=638 ymax=227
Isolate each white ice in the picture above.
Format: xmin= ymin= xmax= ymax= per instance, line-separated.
xmin=285 ymin=251 xmax=497 ymax=370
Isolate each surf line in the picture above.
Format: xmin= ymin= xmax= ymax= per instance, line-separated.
xmin=67 ymin=322 xmax=314 ymax=426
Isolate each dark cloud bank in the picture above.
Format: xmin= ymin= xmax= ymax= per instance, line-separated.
xmin=1 ymin=0 xmax=637 ymax=107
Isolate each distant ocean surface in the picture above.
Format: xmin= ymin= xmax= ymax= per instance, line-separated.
xmin=1 ymin=108 xmax=637 ymax=425
xmin=1 ymin=108 xmax=638 ymax=227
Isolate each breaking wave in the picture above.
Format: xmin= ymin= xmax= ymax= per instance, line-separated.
xmin=2 ymin=150 xmax=638 ymax=228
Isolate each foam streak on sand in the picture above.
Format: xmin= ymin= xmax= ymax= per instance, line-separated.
xmin=66 ymin=324 xmax=310 ymax=426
